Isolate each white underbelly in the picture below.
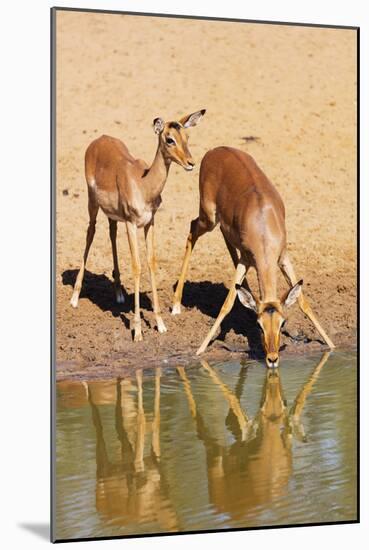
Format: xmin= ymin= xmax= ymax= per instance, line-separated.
xmin=90 ymin=182 xmax=154 ymax=227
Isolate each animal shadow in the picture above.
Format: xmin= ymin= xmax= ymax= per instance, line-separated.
xmin=62 ymin=270 xmax=153 ymax=333
xmin=178 ymin=280 xmax=265 ymax=358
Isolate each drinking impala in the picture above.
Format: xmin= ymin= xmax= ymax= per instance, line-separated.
xmin=172 ymin=146 xmax=334 ymax=366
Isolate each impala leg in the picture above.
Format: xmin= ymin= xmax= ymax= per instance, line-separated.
xmin=279 ymin=253 xmax=335 ymax=349
xmin=109 ymin=219 xmax=125 ymax=304
xmin=151 ymin=367 xmax=161 ymax=460
xmin=115 ymin=378 xmax=134 ymax=460
xmin=70 ymin=192 xmax=99 ymax=308
xmin=134 ymin=369 xmax=146 ymax=472
xmin=126 ymin=222 xmax=142 ymax=342
xmin=88 ymin=385 xmax=111 ymax=478
xmin=290 ymin=351 xmax=331 ymax=420
xmin=196 ymin=262 xmax=247 ymax=355
xmin=220 ymin=227 xmax=239 ymax=268
xmin=144 ymin=221 xmax=167 ymax=334
xmin=172 ymin=217 xmax=211 ymax=315
xmin=220 ymin=228 xmax=253 ymax=293
xmin=177 ymin=366 xmax=197 ymax=419
xmin=200 ymin=359 xmax=249 ymax=441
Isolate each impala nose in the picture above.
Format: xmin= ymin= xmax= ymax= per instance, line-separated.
xmin=266 ymin=353 xmax=279 ymax=368
xmin=185 ymin=160 xmax=195 ymax=171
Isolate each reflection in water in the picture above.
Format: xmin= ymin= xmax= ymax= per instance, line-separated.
xmin=182 ymin=354 xmax=329 ymax=521
xmin=89 ymin=369 xmax=178 ymax=531
xmin=56 ymin=352 xmax=357 ymax=540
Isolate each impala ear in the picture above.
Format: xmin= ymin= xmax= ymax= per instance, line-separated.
xmin=179 ymin=109 xmax=206 ymax=128
xmin=282 ymin=280 xmax=303 ymax=308
xmin=236 ymin=284 xmax=257 ymax=312
xmin=153 ymin=117 xmax=165 ymax=134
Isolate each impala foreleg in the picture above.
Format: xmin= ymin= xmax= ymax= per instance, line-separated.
xmin=279 ymin=253 xmax=335 ymax=349
xmin=196 ymin=262 xmax=247 ymax=355
xmin=109 ymin=218 xmax=125 ymax=304
xmin=151 ymin=367 xmax=161 ymax=460
xmin=177 ymin=366 xmax=197 ymax=419
xmin=288 ymin=351 xmax=331 ymax=442
xmin=289 ymin=351 xmax=331 ymax=420
xmin=134 ymin=369 xmax=146 ymax=472
xmin=126 ymin=222 xmax=143 ymax=342
xmin=200 ymin=359 xmax=249 ymax=441
xmin=144 ymin=221 xmax=167 ymax=333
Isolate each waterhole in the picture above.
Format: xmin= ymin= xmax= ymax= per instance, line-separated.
xmin=55 ymin=350 xmax=357 ymax=540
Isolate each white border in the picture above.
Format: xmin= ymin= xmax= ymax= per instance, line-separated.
xmin=1 ymin=1 xmax=366 ymax=547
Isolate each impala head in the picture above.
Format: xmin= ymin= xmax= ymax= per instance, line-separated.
xmin=236 ymin=280 xmax=303 ymax=368
xmin=153 ymin=109 xmax=206 ymax=171
xmin=260 ymin=369 xmax=286 ymax=420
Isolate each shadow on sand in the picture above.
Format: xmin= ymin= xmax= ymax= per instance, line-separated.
xmin=62 ymin=270 xmax=305 ymax=358
xmin=176 ymin=280 xmax=266 ymax=359
xmin=62 ymin=269 xmax=153 ymax=334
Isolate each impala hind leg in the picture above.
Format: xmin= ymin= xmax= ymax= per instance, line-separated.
xmin=109 ymin=219 xmax=125 ymax=304
xmin=279 ymin=253 xmax=335 ymax=349
xmin=126 ymin=221 xmax=143 ymax=342
xmin=220 ymin=228 xmax=253 ymax=293
xmin=196 ymin=262 xmax=247 ymax=355
xmin=70 ymin=192 xmax=99 ymax=308
xmin=172 ymin=215 xmax=214 ymax=314
xmin=145 ymin=221 xmax=167 ymax=333
xmin=221 ymin=230 xmax=239 ymax=267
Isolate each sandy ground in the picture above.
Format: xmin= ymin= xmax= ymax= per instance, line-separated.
xmin=55 ymin=11 xmax=357 ymax=381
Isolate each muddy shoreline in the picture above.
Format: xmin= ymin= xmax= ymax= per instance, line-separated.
xmin=56 ymin=343 xmax=357 ymax=382
xmin=56 ymin=267 xmax=356 ymax=382
xmin=56 ymin=303 xmax=356 ymax=381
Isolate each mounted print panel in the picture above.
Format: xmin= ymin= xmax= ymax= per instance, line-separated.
xmin=51 ymin=7 xmax=358 ymax=543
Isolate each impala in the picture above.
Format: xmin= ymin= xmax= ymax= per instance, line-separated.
xmin=172 ymin=146 xmax=334 ymax=366
xmin=70 ymin=110 xmax=206 ymax=341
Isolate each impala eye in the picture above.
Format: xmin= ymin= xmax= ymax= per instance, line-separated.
xmin=281 ymin=320 xmax=287 ymax=328
xmin=165 ymin=137 xmax=175 ymax=146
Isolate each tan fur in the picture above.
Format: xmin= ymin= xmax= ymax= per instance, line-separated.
xmin=70 ymin=111 xmax=205 ymax=341
xmin=173 ymin=146 xmax=334 ymax=364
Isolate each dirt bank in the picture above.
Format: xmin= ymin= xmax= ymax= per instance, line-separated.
xmin=55 ymin=11 xmax=357 ymax=381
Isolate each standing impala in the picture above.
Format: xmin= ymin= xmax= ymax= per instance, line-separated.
xmin=172 ymin=146 xmax=334 ymax=366
xmin=70 ymin=109 xmax=205 ymax=341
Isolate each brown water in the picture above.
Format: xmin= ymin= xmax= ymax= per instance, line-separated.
xmin=54 ymin=350 xmax=357 ymax=541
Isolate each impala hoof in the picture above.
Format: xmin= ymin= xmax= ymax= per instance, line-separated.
xmin=70 ymin=294 xmax=79 ymax=308
xmin=134 ymin=331 xmax=143 ymax=342
xmin=171 ymin=303 xmax=181 ymax=315
xmin=157 ymin=319 xmax=167 ymax=334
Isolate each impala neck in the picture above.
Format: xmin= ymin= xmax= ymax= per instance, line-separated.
xmin=256 ymin=260 xmax=278 ymax=303
xmin=141 ymin=143 xmax=171 ymax=203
